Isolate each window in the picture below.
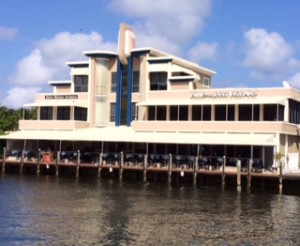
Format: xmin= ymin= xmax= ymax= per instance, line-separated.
xmin=170 ymin=106 xmax=178 ymax=121
xmin=264 ymin=104 xmax=278 ymax=121
xmin=215 ymin=105 xmax=226 ymax=121
xmin=40 ymin=107 xmax=52 ymax=120
xmin=74 ymin=107 xmax=87 ymax=121
xmin=192 ymin=105 xmax=202 ymax=121
xmin=239 ymin=105 xmax=252 ymax=121
xmin=133 ymin=71 xmax=140 ymax=92
xmin=203 ymin=105 xmax=211 ymax=121
xmin=57 ymin=107 xmax=70 ymax=120
xmin=131 ymin=103 xmax=137 ymax=121
xmin=150 ymin=72 xmax=167 ymax=91
xmin=148 ymin=106 xmax=166 ymax=121
xmin=111 ymin=72 xmax=117 ymax=93
xmin=227 ymin=105 xmax=235 ymax=121
xmin=74 ymin=75 xmax=88 ymax=92
xmin=110 ymin=103 xmax=116 ymax=122
xmin=179 ymin=105 xmax=188 ymax=121
xmin=157 ymin=106 xmax=166 ymax=121
xmin=203 ymin=77 xmax=210 ymax=87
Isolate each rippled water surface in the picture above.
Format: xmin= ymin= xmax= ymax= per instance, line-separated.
xmin=0 ymin=173 xmax=300 ymax=245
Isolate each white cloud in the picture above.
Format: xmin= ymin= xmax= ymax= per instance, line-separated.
xmin=0 ymin=26 xmax=18 ymax=40
xmin=243 ymin=28 xmax=299 ymax=81
xmin=108 ymin=0 xmax=212 ymax=55
xmin=2 ymin=87 xmax=41 ymax=109
xmin=188 ymin=41 xmax=218 ymax=63
xmin=4 ymin=31 xmax=117 ymax=108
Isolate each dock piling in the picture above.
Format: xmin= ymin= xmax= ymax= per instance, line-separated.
xmin=247 ymin=159 xmax=252 ymax=188
xmin=76 ymin=150 xmax=80 ymax=178
xmin=279 ymin=161 xmax=283 ymax=193
xmin=221 ymin=155 xmax=226 ymax=188
xmin=55 ymin=151 xmax=60 ymax=176
xmin=193 ymin=156 xmax=198 ymax=187
xmin=237 ymin=160 xmax=241 ymax=191
xmin=119 ymin=152 xmax=123 ymax=182
xmin=37 ymin=149 xmax=41 ymax=175
xmin=143 ymin=154 xmax=147 ymax=183
xmin=20 ymin=150 xmax=24 ymax=174
xmin=98 ymin=153 xmax=102 ymax=178
xmin=168 ymin=154 xmax=172 ymax=185
xmin=2 ymin=147 xmax=6 ymax=173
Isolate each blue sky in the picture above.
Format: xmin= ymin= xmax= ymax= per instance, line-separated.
xmin=1 ymin=0 xmax=300 ymax=108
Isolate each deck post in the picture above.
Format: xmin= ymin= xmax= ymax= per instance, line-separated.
xmin=20 ymin=150 xmax=25 ymax=174
xmin=237 ymin=160 xmax=241 ymax=191
xmin=193 ymin=156 xmax=198 ymax=187
xmin=279 ymin=160 xmax=283 ymax=193
xmin=37 ymin=148 xmax=41 ymax=175
xmin=76 ymin=150 xmax=80 ymax=178
xmin=143 ymin=154 xmax=147 ymax=183
xmin=98 ymin=152 xmax=102 ymax=178
xmin=119 ymin=152 xmax=123 ymax=182
xmin=221 ymin=156 xmax=226 ymax=188
xmin=55 ymin=151 xmax=60 ymax=177
xmin=2 ymin=147 xmax=6 ymax=173
xmin=168 ymin=154 xmax=172 ymax=185
xmin=247 ymin=159 xmax=252 ymax=188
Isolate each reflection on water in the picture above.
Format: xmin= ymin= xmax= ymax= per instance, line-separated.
xmin=0 ymin=173 xmax=300 ymax=245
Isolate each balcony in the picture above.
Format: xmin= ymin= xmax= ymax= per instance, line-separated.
xmin=131 ymin=121 xmax=298 ymax=135
xmin=19 ymin=120 xmax=89 ymax=131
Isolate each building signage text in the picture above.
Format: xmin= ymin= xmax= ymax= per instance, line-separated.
xmin=191 ymin=90 xmax=257 ymax=99
xmin=45 ymin=95 xmax=78 ymax=100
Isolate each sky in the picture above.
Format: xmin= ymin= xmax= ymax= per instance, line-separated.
xmin=1 ymin=0 xmax=300 ymax=108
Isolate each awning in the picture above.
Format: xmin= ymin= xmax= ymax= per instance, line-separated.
xmin=24 ymin=100 xmax=88 ymax=108
xmin=137 ymin=97 xmax=287 ymax=106
xmin=1 ymin=127 xmax=276 ymax=146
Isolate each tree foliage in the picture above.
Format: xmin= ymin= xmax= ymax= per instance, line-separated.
xmin=0 ymin=106 xmax=37 ymax=135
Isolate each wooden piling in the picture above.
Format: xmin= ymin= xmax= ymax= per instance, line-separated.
xmin=119 ymin=152 xmax=123 ymax=182
xmin=143 ymin=154 xmax=147 ymax=183
xmin=221 ymin=155 xmax=226 ymax=188
xmin=168 ymin=154 xmax=172 ymax=185
xmin=237 ymin=160 xmax=241 ymax=191
xmin=37 ymin=149 xmax=41 ymax=175
xmin=20 ymin=150 xmax=24 ymax=174
xmin=98 ymin=153 xmax=102 ymax=178
xmin=247 ymin=159 xmax=252 ymax=188
xmin=193 ymin=156 xmax=198 ymax=187
xmin=76 ymin=150 xmax=80 ymax=178
xmin=55 ymin=151 xmax=60 ymax=177
xmin=279 ymin=160 xmax=283 ymax=193
xmin=2 ymin=147 xmax=6 ymax=173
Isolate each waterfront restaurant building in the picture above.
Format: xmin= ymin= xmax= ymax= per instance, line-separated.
xmin=2 ymin=24 xmax=300 ymax=172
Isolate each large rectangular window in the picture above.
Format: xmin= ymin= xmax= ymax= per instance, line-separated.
xmin=40 ymin=107 xmax=53 ymax=120
xmin=170 ymin=106 xmax=178 ymax=121
xmin=215 ymin=105 xmax=226 ymax=121
xmin=57 ymin=107 xmax=70 ymax=120
xmin=150 ymin=72 xmax=167 ymax=91
xmin=133 ymin=71 xmax=140 ymax=92
xmin=110 ymin=103 xmax=116 ymax=122
xmin=239 ymin=105 xmax=252 ymax=121
xmin=131 ymin=103 xmax=137 ymax=121
xmin=264 ymin=104 xmax=277 ymax=121
xmin=179 ymin=105 xmax=188 ymax=121
xmin=74 ymin=75 xmax=88 ymax=92
xmin=157 ymin=106 xmax=166 ymax=121
xmin=227 ymin=105 xmax=235 ymax=121
xmin=203 ymin=105 xmax=211 ymax=121
xmin=111 ymin=72 xmax=117 ymax=93
xmin=192 ymin=105 xmax=202 ymax=121
xmin=74 ymin=107 xmax=87 ymax=121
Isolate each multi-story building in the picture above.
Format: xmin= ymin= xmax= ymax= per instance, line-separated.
xmin=2 ymin=23 xmax=300 ymax=172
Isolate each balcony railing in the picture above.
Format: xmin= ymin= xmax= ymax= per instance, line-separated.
xmin=19 ymin=120 xmax=89 ymax=130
